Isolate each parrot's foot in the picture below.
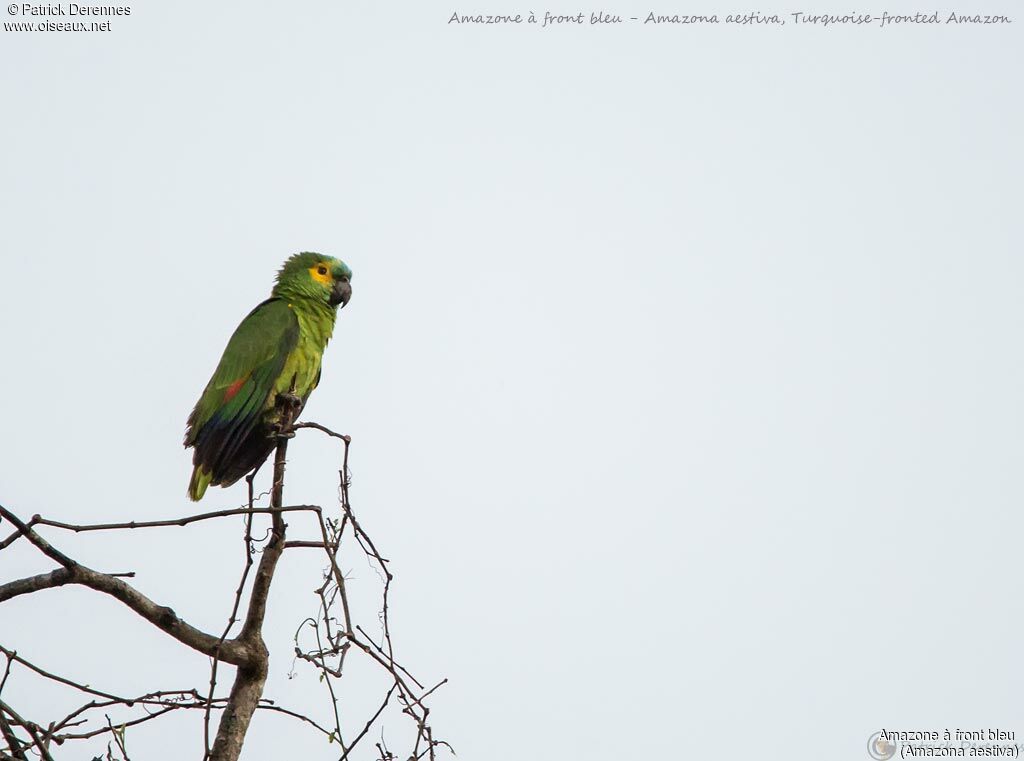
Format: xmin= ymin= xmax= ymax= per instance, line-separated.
xmin=276 ymin=392 xmax=302 ymax=409
xmin=272 ymin=392 xmax=301 ymax=439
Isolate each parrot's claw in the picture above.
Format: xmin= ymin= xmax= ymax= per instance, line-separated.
xmin=269 ymin=426 xmax=296 ymax=440
xmin=277 ymin=392 xmax=302 ymax=408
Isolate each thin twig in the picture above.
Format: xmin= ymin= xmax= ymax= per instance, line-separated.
xmin=341 ymin=683 xmax=396 ymax=760
xmin=29 ymin=505 xmax=323 ymax=533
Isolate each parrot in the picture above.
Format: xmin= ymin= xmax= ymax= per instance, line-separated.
xmin=184 ymin=252 xmax=353 ymax=501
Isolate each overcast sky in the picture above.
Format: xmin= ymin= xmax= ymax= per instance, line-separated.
xmin=1 ymin=1 xmax=1022 ymax=759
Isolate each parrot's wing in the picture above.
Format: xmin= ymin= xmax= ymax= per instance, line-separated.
xmin=185 ymin=298 xmax=299 ymax=475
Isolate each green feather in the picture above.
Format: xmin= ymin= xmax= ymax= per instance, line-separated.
xmin=188 ymin=466 xmax=213 ymax=502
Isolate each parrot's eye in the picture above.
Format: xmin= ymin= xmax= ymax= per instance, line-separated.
xmin=316 ymin=265 xmax=328 ymax=276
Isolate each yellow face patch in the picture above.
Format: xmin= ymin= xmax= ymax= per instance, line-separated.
xmin=309 ymin=263 xmax=333 ymax=286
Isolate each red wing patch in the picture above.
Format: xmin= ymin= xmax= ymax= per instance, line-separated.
xmin=224 ymin=377 xmax=248 ymax=402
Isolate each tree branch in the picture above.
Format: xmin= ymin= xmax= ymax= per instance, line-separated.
xmin=0 ymin=701 xmax=51 ymax=761
xmin=0 ymin=418 xmax=449 ymax=760
xmin=0 ymin=569 xmax=74 ymax=603
xmin=26 ymin=505 xmax=323 ymax=534
xmin=0 ymin=508 xmax=256 ymax=667
xmin=0 ymin=709 xmax=27 ymax=761
xmin=209 ymin=394 xmax=299 ymax=761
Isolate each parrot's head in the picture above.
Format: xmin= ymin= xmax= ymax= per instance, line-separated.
xmin=273 ymin=252 xmax=352 ymax=309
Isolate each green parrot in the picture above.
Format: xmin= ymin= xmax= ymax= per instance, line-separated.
xmin=184 ymin=252 xmax=353 ymax=501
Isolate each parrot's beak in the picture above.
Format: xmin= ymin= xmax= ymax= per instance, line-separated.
xmin=330 ymin=280 xmax=352 ymax=308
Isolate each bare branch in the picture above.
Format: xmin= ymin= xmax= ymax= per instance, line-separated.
xmin=0 ymin=508 xmax=76 ymax=569
xmin=27 ymin=505 xmax=323 ymax=534
xmin=292 ymin=421 xmax=350 ymax=442
xmin=209 ymin=394 xmax=299 ymax=761
xmin=0 ymin=709 xmax=28 ymax=761
xmin=0 ymin=569 xmax=74 ymax=603
xmin=203 ymin=473 xmax=259 ymax=759
xmin=0 ymin=513 xmax=257 ymax=667
xmin=341 ymin=683 xmax=395 ymax=760
xmin=0 ymin=646 xmax=160 ymax=705
xmin=0 ymin=701 xmax=52 ymax=761
xmin=0 ymin=419 xmax=449 ymax=761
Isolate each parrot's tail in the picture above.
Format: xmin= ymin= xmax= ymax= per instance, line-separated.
xmin=188 ymin=465 xmax=213 ymax=502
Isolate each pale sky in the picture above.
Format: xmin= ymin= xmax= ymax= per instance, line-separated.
xmin=1 ymin=1 xmax=1022 ymax=759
